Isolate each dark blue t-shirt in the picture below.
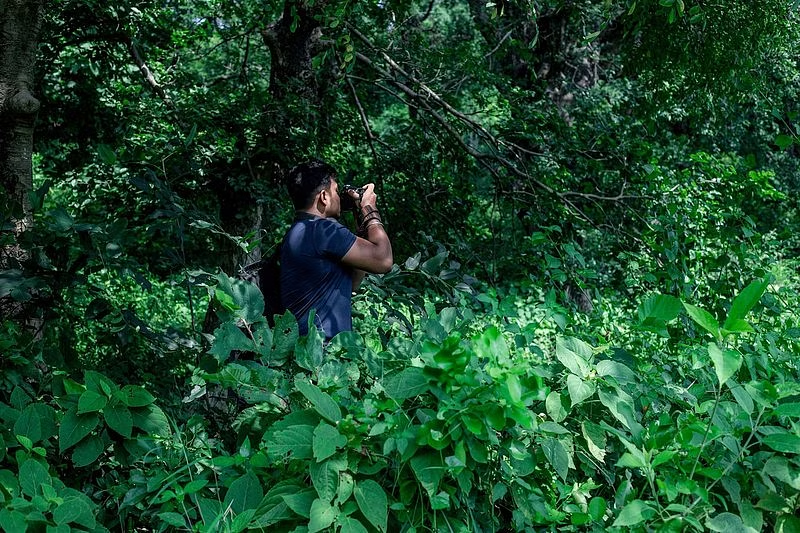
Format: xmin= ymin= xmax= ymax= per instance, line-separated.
xmin=279 ymin=216 xmax=357 ymax=339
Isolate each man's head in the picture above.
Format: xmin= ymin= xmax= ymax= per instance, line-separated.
xmin=286 ymin=159 xmax=339 ymax=213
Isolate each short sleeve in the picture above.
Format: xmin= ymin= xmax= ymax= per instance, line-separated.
xmin=314 ymin=218 xmax=357 ymax=259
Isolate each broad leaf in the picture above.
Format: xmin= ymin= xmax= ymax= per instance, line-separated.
xmin=382 ymin=367 xmax=428 ymax=400
xmin=354 ymin=479 xmax=388 ymax=533
xmin=683 ymin=302 xmax=721 ymax=340
xmin=555 ymin=337 xmax=592 ymax=377
xmin=19 ymin=459 xmax=51 ymax=497
xmin=310 ymin=459 xmax=340 ymax=501
xmin=339 ymin=517 xmax=369 ymax=533
xmin=104 ymin=404 xmax=133 ymax=438
xmin=59 ymin=409 xmax=99 ymax=453
xmin=613 ymin=499 xmax=655 ymax=527
xmin=541 ymin=437 xmax=569 ymax=481
xmin=224 ymin=471 xmax=263 ymax=514
xmin=77 ymin=390 xmax=108 ymax=414
xmin=546 ymin=391 xmax=568 ymax=423
xmin=281 ymin=489 xmax=316 ymax=518
xmin=567 ymin=374 xmax=596 ymax=406
xmin=708 ymin=343 xmax=742 ymax=386
xmin=762 ymin=433 xmax=800 ymax=454
xmin=296 ymin=380 xmax=341 ymax=423
xmin=724 ymin=277 xmax=768 ymax=330
xmin=312 ymin=422 xmax=346 ymax=462
xmin=116 ymin=385 xmax=155 ymax=408
xmin=71 ymin=435 xmax=104 ymax=467
xmin=308 ymin=498 xmax=337 ymax=533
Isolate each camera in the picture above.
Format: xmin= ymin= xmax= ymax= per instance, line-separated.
xmin=339 ymin=184 xmax=365 ymax=212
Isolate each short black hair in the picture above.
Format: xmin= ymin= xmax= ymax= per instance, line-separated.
xmin=285 ymin=159 xmax=338 ymax=209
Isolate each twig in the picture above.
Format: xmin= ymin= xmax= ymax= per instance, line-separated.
xmin=484 ymin=29 xmax=513 ymax=58
xmin=346 ymin=75 xmax=380 ymax=160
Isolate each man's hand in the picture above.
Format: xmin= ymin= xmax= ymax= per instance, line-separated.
xmin=342 ymin=182 xmax=393 ymax=274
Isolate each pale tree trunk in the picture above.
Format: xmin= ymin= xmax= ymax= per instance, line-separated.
xmin=1 ymin=0 xmax=46 ymax=319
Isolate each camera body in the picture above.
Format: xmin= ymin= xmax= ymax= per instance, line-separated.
xmin=339 ymin=184 xmax=365 ymax=212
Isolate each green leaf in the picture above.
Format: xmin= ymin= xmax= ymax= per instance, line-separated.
xmin=382 ymin=367 xmax=428 ymax=400
xmin=724 ymin=278 xmax=768 ymax=330
xmin=53 ymin=497 xmax=94 ymax=526
xmin=158 ymin=512 xmax=188 ymax=528
xmin=410 ymin=452 xmax=444 ymax=497
xmin=282 ymin=488 xmax=316 ymax=518
xmin=555 ymin=337 xmax=592 ymax=377
xmin=588 ymin=497 xmax=606 ymax=521
xmin=313 ymin=422 xmax=346 ymax=462
xmin=339 ymin=517 xmax=369 ymax=533
xmin=224 ymin=471 xmax=264 ymax=514
xmin=775 ymin=134 xmax=794 ymax=149
xmin=774 ymin=403 xmax=800 ymax=417
xmin=354 ymin=479 xmax=388 ymax=533
xmin=310 ymin=459 xmax=341 ymax=501
xmin=546 ymin=391 xmax=568 ymax=423
xmin=683 ymin=303 xmax=721 ymax=339
xmin=295 ymin=380 xmax=341 ymax=423
xmin=638 ymin=294 xmax=682 ymax=322
xmin=116 ymin=385 xmax=155 ymax=408
xmin=130 ymin=405 xmax=171 ymax=436
xmin=59 ymin=409 xmax=99 ymax=453
xmin=103 ymin=404 xmax=133 ymax=438
xmin=762 ymin=433 xmax=800 ymax=453
xmin=708 ymin=343 xmax=742 ymax=386
xmin=19 ymin=459 xmax=51 ymax=497
xmin=77 ymin=390 xmax=108 ymax=414
xmin=267 ymin=424 xmax=315 ymax=459
xmin=97 ymin=144 xmax=117 ymax=165
xmin=71 ymin=435 xmax=104 ymax=467
xmin=308 ymin=498 xmax=337 ymax=533
xmin=613 ymin=499 xmax=655 ymax=527
xmin=706 ymin=512 xmax=757 ymax=533
xmin=566 ymin=374 xmax=596 ymax=406
xmin=541 ymin=437 xmax=569 ymax=481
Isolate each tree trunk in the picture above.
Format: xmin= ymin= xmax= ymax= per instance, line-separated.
xmin=0 ymin=0 xmax=45 ymax=221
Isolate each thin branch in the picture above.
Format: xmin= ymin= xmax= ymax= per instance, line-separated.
xmin=484 ymin=29 xmax=513 ymax=58
xmin=127 ymin=38 xmax=175 ymax=110
xmin=346 ymin=75 xmax=380 ymax=160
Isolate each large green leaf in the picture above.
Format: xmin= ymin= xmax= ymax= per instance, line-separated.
xmin=77 ymin=390 xmax=108 ymax=414
xmin=613 ymin=499 xmax=655 ymax=527
xmin=555 ymin=337 xmax=593 ymax=377
xmin=410 ymin=452 xmax=444 ymax=497
xmin=308 ymin=498 xmax=337 ymax=533
xmin=541 ymin=437 xmax=569 ymax=481
xmin=708 ymin=343 xmax=742 ymax=386
xmin=130 ymin=405 xmax=171 ymax=436
xmin=724 ymin=277 xmax=768 ymax=330
xmin=706 ymin=512 xmax=758 ymax=533
xmin=116 ymin=385 xmax=155 ymax=408
xmin=282 ymin=488 xmax=316 ymax=518
xmin=567 ymin=374 xmax=596 ymax=406
xmin=295 ymin=380 xmax=341 ymax=423
xmin=354 ymin=479 xmax=388 ymax=533
xmin=19 ymin=459 xmax=51 ymax=497
xmin=104 ymin=404 xmax=133 ymax=438
xmin=313 ymin=422 xmax=346 ymax=462
xmin=53 ymin=497 xmax=95 ymax=527
xmin=310 ymin=459 xmax=342 ymax=501
xmin=267 ymin=424 xmax=315 ymax=459
xmin=683 ymin=303 xmax=721 ymax=340
xmin=762 ymin=433 xmax=800 ymax=454
xmin=71 ymin=435 xmax=105 ymax=467
xmin=59 ymin=409 xmax=99 ymax=453
xmin=382 ymin=367 xmax=429 ymax=400
xmin=224 ymin=471 xmax=264 ymax=514
xmin=339 ymin=517 xmax=369 ymax=533
xmin=546 ymin=391 xmax=568 ymax=423
xmin=638 ymin=294 xmax=682 ymax=323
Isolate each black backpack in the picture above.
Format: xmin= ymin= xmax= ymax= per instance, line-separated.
xmin=239 ymin=242 xmax=285 ymax=327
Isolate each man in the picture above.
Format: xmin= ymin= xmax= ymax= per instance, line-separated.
xmin=280 ymin=160 xmax=393 ymax=339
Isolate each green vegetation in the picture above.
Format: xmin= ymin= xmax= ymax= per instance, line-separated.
xmin=2 ymin=0 xmax=800 ymax=531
